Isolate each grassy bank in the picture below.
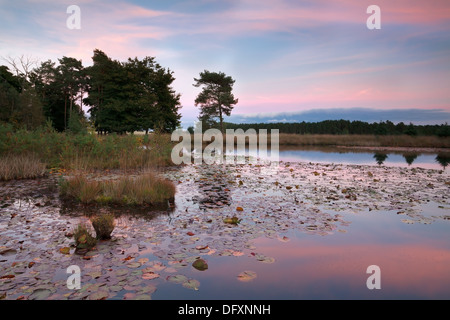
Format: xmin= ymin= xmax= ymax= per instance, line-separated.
xmin=276 ymin=134 xmax=450 ymax=148
xmin=0 ymin=123 xmax=175 ymax=179
xmin=59 ymin=172 xmax=176 ymax=206
xmin=192 ymin=133 xmax=450 ymax=149
xmin=0 ymin=154 xmax=47 ymax=180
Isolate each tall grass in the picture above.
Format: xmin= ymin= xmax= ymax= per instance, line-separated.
xmin=59 ymin=172 xmax=176 ymax=206
xmin=189 ymin=132 xmax=450 ymax=149
xmin=0 ymin=123 xmax=175 ymax=171
xmin=0 ymin=154 xmax=47 ymax=180
xmin=276 ymin=134 xmax=450 ymax=148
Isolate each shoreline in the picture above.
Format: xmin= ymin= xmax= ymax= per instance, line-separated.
xmin=335 ymin=145 xmax=450 ymax=153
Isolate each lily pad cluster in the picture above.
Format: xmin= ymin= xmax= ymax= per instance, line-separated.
xmin=1 ymin=160 xmax=449 ymax=299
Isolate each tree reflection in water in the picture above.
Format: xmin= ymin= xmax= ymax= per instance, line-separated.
xmin=435 ymin=153 xmax=450 ymax=169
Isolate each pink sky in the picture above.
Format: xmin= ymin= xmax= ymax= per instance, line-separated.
xmin=1 ymin=0 xmax=449 ymax=124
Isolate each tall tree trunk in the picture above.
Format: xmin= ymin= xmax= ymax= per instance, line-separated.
xmin=64 ymin=95 xmax=67 ymax=131
xmin=219 ymin=107 xmax=224 ymax=135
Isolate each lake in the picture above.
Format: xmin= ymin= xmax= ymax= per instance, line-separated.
xmin=228 ymin=146 xmax=450 ymax=171
xmin=0 ymin=148 xmax=449 ymax=300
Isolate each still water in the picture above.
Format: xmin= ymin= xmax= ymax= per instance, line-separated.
xmin=1 ymin=147 xmax=449 ymax=300
xmin=277 ymin=147 xmax=449 ymax=170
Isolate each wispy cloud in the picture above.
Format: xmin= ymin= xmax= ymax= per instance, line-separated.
xmin=1 ymin=0 xmax=449 ymax=124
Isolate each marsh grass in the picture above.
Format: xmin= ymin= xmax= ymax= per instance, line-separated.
xmin=190 ymin=133 xmax=449 ymax=149
xmin=91 ymin=214 xmax=116 ymax=240
xmin=276 ymin=134 xmax=450 ymax=148
xmin=0 ymin=154 xmax=47 ymax=181
xmin=0 ymin=124 xmax=175 ymax=172
xmin=60 ymin=172 xmax=176 ymax=206
xmin=73 ymin=223 xmax=97 ymax=250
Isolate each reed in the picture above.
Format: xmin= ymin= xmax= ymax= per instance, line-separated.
xmin=0 ymin=154 xmax=47 ymax=181
xmin=59 ymin=172 xmax=176 ymax=206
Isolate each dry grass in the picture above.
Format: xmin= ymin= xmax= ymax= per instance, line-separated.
xmin=0 ymin=154 xmax=47 ymax=181
xmin=276 ymin=134 xmax=450 ymax=148
xmin=59 ymin=172 xmax=176 ymax=206
xmin=190 ymin=133 xmax=450 ymax=149
xmin=91 ymin=214 xmax=116 ymax=240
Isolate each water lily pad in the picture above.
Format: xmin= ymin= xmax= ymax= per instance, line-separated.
xmin=167 ymin=274 xmax=188 ymax=284
xmin=182 ymin=279 xmax=200 ymax=290
xmin=135 ymin=294 xmax=152 ymax=300
xmin=88 ymin=290 xmax=109 ymax=300
xmin=237 ymin=271 xmax=257 ymax=282
xmin=127 ymin=262 xmax=141 ymax=268
xmin=0 ymin=248 xmax=17 ymax=256
xmin=28 ymin=288 xmax=52 ymax=300
xmin=223 ymin=217 xmax=241 ymax=225
xmin=192 ymin=259 xmax=208 ymax=271
xmin=142 ymin=271 xmax=159 ymax=280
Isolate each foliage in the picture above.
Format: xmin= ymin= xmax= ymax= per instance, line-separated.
xmin=91 ymin=214 xmax=116 ymax=240
xmin=0 ymin=123 xmax=175 ymax=170
xmin=224 ymin=120 xmax=450 ymax=136
xmin=59 ymin=172 xmax=176 ymax=206
xmin=193 ymin=70 xmax=238 ymax=134
xmin=0 ymin=153 xmax=47 ymax=180
xmin=73 ymin=223 xmax=97 ymax=250
xmin=84 ymin=50 xmax=181 ymax=134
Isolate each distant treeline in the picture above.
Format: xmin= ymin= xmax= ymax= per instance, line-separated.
xmin=223 ymin=120 xmax=450 ymax=137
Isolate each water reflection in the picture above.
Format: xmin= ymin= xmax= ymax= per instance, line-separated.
xmin=402 ymin=153 xmax=418 ymax=166
xmin=191 ymin=164 xmax=234 ymax=210
xmin=270 ymin=146 xmax=448 ymax=170
xmin=435 ymin=153 xmax=450 ymax=169
xmin=59 ymin=199 xmax=175 ymax=221
xmin=373 ymin=152 xmax=388 ymax=166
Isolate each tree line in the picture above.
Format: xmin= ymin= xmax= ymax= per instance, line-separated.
xmin=0 ymin=50 xmax=181 ymax=134
xmin=223 ymin=120 xmax=450 ymax=137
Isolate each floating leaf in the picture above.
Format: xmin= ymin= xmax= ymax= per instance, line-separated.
xmin=167 ymin=274 xmax=188 ymax=284
xmin=0 ymin=248 xmax=17 ymax=256
xmin=237 ymin=271 xmax=257 ymax=282
xmin=89 ymin=290 xmax=109 ymax=300
xmin=254 ymin=254 xmax=275 ymax=264
xmin=142 ymin=271 xmax=160 ymax=280
xmin=135 ymin=294 xmax=152 ymax=300
xmin=182 ymin=279 xmax=200 ymax=290
xmin=127 ymin=262 xmax=141 ymax=268
xmin=192 ymin=259 xmax=208 ymax=271
xmin=59 ymin=247 xmax=70 ymax=255
xmin=223 ymin=217 xmax=241 ymax=225
xmin=28 ymin=288 xmax=52 ymax=300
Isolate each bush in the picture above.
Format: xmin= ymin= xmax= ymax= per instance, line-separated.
xmin=59 ymin=172 xmax=176 ymax=206
xmin=73 ymin=223 xmax=97 ymax=250
xmin=91 ymin=214 xmax=116 ymax=240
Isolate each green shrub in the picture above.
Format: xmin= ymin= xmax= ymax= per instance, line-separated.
xmin=73 ymin=223 xmax=97 ymax=250
xmin=91 ymin=214 xmax=116 ymax=240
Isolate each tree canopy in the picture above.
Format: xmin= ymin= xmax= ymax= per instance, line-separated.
xmin=1 ymin=49 xmax=182 ymax=134
xmin=193 ymin=70 xmax=238 ymax=133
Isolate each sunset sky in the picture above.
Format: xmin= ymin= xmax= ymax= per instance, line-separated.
xmin=1 ymin=0 xmax=449 ymax=126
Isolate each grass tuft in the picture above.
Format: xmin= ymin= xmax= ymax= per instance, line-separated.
xmin=0 ymin=154 xmax=47 ymax=181
xmin=91 ymin=214 xmax=116 ymax=240
xmin=73 ymin=223 xmax=97 ymax=250
xmin=59 ymin=172 xmax=176 ymax=206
